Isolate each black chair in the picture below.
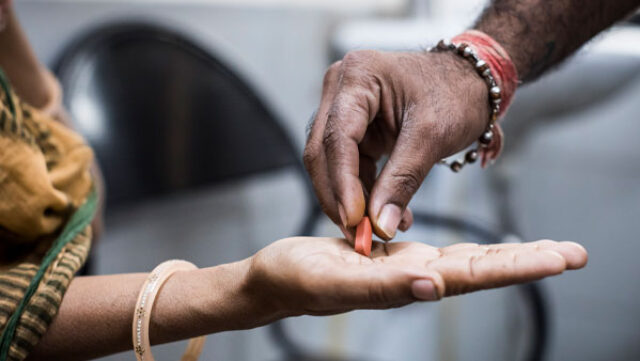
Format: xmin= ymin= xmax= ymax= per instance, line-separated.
xmin=55 ymin=23 xmax=303 ymax=208
xmin=55 ymin=22 xmax=547 ymax=361
xmin=54 ymin=21 xmax=328 ymax=361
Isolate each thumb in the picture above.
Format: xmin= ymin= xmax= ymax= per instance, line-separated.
xmin=328 ymin=263 xmax=443 ymax=310
xmin=368 ymin=118 xmax=438 ymax=240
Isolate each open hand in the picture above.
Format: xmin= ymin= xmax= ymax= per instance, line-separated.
xmin=247 ymin=237 xmax=587 ymax=317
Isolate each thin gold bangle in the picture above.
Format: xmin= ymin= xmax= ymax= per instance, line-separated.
xmin=132 ymin=260 xmax=206 ymax=361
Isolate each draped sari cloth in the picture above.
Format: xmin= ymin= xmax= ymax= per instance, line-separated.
xmin=0 ymin=67 xmax=96 ymax=361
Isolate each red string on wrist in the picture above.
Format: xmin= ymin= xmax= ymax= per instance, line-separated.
xmin=452 ymin=30 xmax=518 ymax=117
xmin=452 ymin=30 xmax=519 ymax=165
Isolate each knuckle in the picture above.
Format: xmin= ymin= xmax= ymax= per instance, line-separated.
xmin=341 ymin=51 xmax=381 ymax=86
xmin=327 ymin=90 xmax=371 ymax=130
xmin=390 ymin=170 xmax=424 ymax=197
xmin=511 ymin=252 xmax=519 ymax=270
xmin=467 ymin=255 xmax=478 ymax=281
xmin=302 ymin=146 xmax=319 ymax=170
xmin=342 ymin=50 xmax=378 ymax=67
xmin=322 ymin=123 xmax=342 ymax=155
xmin=327 ymin=60 xmax=343 ymax=75
xmin=323 ymin=61 xmax=342 ymax=87
xmin=342 ymin=51 xmax=362 ymax=66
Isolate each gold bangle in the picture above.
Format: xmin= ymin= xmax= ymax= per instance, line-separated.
xmin=132 ymin=260 xmax=206 ymax=361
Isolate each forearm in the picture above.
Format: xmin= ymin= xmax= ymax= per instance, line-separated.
xmin=28 ymin=258 xmax=269 ymax=361
xmin=475 ymin=0 xmax=640 ymax=82
xmin=0 ymin=5 xmax=55 ymax=109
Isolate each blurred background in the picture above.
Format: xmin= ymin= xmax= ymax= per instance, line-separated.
xmin=15 ymin=0 xmax=640 ymax=360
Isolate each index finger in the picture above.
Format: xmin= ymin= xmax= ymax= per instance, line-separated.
xmin=322 ymin=74 xmax=381 ymax=228
xmin=303 ymin=62 xmax=344 ymax=227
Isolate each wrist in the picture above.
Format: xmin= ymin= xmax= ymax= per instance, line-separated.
xmin=428 ymin=32 xmax=517 ymax=169
xmin=450 ymin=30 xmax=519 ymax=114
xmin=200 ymin=258 xmax=275 ymax=331
xmin=203 ymin=256 xmax=292 ymax=331
xmin=430 ymin=50 xmax=489 ymax=111
xmin=425 ymin=50 xmax=490 ymax=142
xmin=148 ymin=258 xmax=266 ymax=344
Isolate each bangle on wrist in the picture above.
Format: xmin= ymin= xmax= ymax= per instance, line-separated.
xmin=133 ymin=260 xmax=206 ymax=361
xmin=429 ymin=30 xmax=518 ymax=172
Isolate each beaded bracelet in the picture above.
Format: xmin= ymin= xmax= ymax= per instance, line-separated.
xmin=429 ymin=39 xmax=504 ymax=173
xmin=133 ymin=260 xmax=206 ymax=361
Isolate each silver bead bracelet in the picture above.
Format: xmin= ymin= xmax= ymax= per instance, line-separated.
xmin=429 ymin=39 xmax=502 ymax=172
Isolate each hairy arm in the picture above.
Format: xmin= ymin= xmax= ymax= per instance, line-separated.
xmin=475 ymin=0 xmax=640 ymax=82
xmin=304 ymin=0 xmax=640 ymax=240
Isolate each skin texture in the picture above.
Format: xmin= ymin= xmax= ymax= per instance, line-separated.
xmin=475 ymin=0 xmax=640 ymax=82
xmin=28 ymin=237 xmax=587 ymax=361
xmin=304 ymin=0 xmax=640 ymax=241
xmin=0 ymin=4 xmax=53 ymax=110
xmin=304 ymin=51 xmax=488 ymax=240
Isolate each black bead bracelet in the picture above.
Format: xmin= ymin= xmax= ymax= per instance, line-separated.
xmin=429 ymin=39 xmax=502 ymax=173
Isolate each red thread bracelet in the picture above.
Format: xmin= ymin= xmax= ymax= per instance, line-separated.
xmin=452 ymin=30 xmax=518 ymax=165
xmin=432 ymin=30 xmax=518 ymax=169
xmin=452 ymin=30 xmax=518 ymax=117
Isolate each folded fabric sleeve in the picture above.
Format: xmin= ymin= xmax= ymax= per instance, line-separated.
xmin=0 ymin=67 xmax=95 ymax=361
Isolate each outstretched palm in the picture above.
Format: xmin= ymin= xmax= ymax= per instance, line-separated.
xmin=249 ymin=237 xmax=587 ymax=316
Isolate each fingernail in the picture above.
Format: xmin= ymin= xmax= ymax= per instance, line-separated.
xmin=337 ymin=203 xmax=348 ymax=228
xmin=411 ymin=280 xmax=439 ymax=301
xmin=377 ymin=204 xmax=401 ymax=239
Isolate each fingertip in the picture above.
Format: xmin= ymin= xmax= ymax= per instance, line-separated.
xmin=398 ymin=207 xmax=413 ymax=232
xmin=536 ymin=239 xmax=588 ymax=270
xmin=563 ymin=241 xmax=587 ymax=254
xmin=337 ymin=182 xmax=366 ymax=228
xmin=559 ymin=241 xmax=589 ymax=269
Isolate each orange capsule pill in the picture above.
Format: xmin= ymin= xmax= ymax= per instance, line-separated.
xmin=354 ymin=216 xmax=372 ymax=257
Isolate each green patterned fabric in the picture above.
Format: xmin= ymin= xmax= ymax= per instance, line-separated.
xmin=0 ymin=67 xmax=95 ymax=361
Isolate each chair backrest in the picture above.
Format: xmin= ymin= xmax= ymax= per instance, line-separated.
xmin=55 ymin=23 xmax=302 ymax=207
